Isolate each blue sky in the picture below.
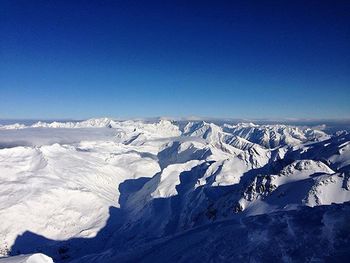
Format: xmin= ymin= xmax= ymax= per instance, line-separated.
xmin=1 ymin=0 xmax=349 ymax=119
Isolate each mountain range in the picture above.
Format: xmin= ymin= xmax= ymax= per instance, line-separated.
xmin=0 ymin=118 xmax=349 ymax=262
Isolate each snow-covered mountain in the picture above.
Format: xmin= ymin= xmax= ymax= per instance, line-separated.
xmin=0 ymin=118 xmax=349 ymax=262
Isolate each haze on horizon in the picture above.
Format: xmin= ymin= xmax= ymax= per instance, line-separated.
xmin=1 ymin=0 xmax=349 ymax=119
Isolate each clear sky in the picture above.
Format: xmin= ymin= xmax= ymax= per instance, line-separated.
xmin=1 ymin=0 xmax=349 ymax=119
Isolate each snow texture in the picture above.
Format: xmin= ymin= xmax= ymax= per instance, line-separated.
xmin=0 ymin=118 xmax=349 ymax=262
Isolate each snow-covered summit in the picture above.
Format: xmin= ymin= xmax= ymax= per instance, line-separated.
xmin=224 ymin=122 xmax=329 ymax=148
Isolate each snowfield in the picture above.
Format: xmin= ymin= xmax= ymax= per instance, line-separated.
xmin=0 ymin=253 xmax=53 ymax=263
xmin=0 ymin=118 xmax=349 ymax=262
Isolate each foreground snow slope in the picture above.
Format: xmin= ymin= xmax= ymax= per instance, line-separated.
xmin=0 ymin=118 xmax=349 ymax=262
xmin=0 ymin=253 xmax=53 ymax=263
xmin=82 ymin=202 xmax=350 ymax=263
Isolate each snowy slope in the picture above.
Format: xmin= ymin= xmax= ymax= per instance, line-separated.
xmin=79 ymin=202 xmax=350 ymax=263
xmin=0 ymin=118 xmax=349 ymax=262
xmin=0 ymin=253 xmax=53 ymax=263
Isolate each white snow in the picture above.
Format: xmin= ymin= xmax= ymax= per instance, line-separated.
xmin=0 ymin=118 xmax=348 ymax=261
xmin=0 ymin=253 xmax=53 ymax=263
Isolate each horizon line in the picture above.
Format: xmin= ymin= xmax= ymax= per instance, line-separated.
xmin=1 ymin=116 xmax=350 ymax=123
